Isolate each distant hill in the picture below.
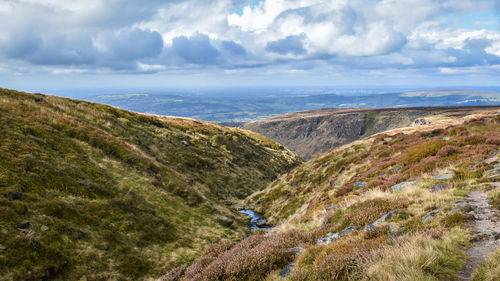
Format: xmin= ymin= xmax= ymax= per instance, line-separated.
xmin=244 ymin=106 xmax=500 ymax=159
xmin=0 ymin=88 xmax=301 ymax=280
xmin=86 ymin=89 xmax=500 ymax=123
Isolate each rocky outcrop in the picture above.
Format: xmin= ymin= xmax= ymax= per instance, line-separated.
xmin=244 ymin=107 xmax=483 ymax=159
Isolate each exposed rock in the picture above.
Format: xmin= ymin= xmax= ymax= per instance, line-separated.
xmin=431 ymin=183 xmax=449 ymax=192
xmin=389 ymin=166 xmax=401 ymax=174
xmin=41 ymin=225 xmax=49 ymax=232
xmin=365 ymin=224 xmax=377 ymax=232
xmin=286 ymin=247 xmax=304 ymax=255
xmin=279 ymin=264 xmax=295 ymax=278
xmin=454 ymin=201 xmax=468 ymax=207
xmin=7 ymin=191 xmax=22 ymax=201
xmin=353 ymin=182 xmax=367 ymax=189
xmin=324 ymin=205 xmax=337 ymax=211
xmin=484 ymin=167 xmax=500 ymax=176
xmin=411 ymin=118 xmax=432 ymax=126
xmin=18 ymin=221 xmax=30 ymax=229
xmin=391 ymin=181 xmax=417 ymax=192
xmin=321 ymin=161 xmax=330 ymax=167
xmin=373 ymin=210 xmax=399 ymax=225
xmin=182 ymin=140 xmax=190 ymax=146
xmin=422 ymin=209 xmax=440 ymax=224
xmin=317 ymin=226 xmax=360 ymax=245
xmin=217 ymin=216 xmax=234 ymax=227
xmin=433 ymin=174 xmax=453 ymax=180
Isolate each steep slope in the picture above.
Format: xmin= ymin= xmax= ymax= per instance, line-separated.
xmin=164 ymin=109 xmax=500 ymax=281
xmin=243 ymin=106 xmax=500 ymax=159
xmin=0 ymin=88 xmax=301 ymax=281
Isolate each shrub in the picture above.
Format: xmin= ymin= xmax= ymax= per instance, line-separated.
xmin=436 ymin=145 xmax=459 ymax=157
xmin=402 ymin=139 xmax=445 ymax=165
xmin=290 ymin=238 xmax=382 ymax=281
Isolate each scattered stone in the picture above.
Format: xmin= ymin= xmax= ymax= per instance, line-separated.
xmin=72 ymin=230 xmax=87 ymax=240
xmin=383 ymin=137 xmax=393 ymax=142
xmin=79 ymin=276 xmax=88 ymax=281
xmin=391 ymin=181 xmax=417 ymax=192
xmin=18 ymin=221 xmax=30 ymax=229
xmin=286 ymin=247 xmax=304 ymax=255
xmin=433 ymin=174 xmax=453 ymax=180
xmin=488 ymin=173 xmax=500 ymax=179
xmin=0 ymin=244 xmax=5 ymax=251
xmin=366 ymin=224 xmax=377 ymax=232
xmin=379 ymin=172 xmax=387 ymax=176
xmin=6 ymin=191 xmax=22 ymax=201
xmin=484 ymin=167 xmax=500 ymax=175
xmin=389 ymin=167 xmax=401 ymax=174
xmin=422 ymin=209 xmax=440 ymax=224
xmin=324 ymin=205 xmax=337 ymax=211
xmin=442 ymin=136 xmax=450 ymax=140
xmin=322 ymin=161 xmax=330 ymax=167
xmin=217 ymin=216 xmax=234 ymax=227
xmin=411 ymin=118 xmax=432 ymax=126
xmin=317 ymin=226 xmax=360 ymax=245
xmin=182 ymin=140 xmax=190 ymax=146
xmin=279 ymin=264 xmax=295 ymax=278
xmin=41 ymin=225 xmax=49 ymax=232
xmin=353 ymin=182 xmax=367 ymax=189
xmin=431 ymin=183 xmax=448 ymax=192
xmin=372 ymin=210 xmax=399 ymax=225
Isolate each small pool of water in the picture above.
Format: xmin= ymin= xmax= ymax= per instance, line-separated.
xmin=238 ymin=209 xmax=272 ymax=230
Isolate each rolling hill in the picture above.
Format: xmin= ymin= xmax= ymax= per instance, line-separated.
xmin=0 ymin=88 xmax=301 ymax=280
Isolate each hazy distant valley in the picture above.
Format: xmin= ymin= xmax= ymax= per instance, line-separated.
xmin=86 ymin=88 xmax=500 ymax=123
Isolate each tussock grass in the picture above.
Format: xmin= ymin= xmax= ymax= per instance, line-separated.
xmin=362 ymin=228 xmax=469 ymax=281
xmin=471 ymin=248 xmax=500 ymax=281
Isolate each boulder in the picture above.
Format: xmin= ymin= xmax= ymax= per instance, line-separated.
xmin=411 ymin=118 xmax=431 ymax=126
xmin=18 ymin=220 xmax=30 ymax=229
xmin=433 ymin=174 xmax=453 ymax=180
xmin=422 ymin=209 xmax=440 ymax=223
xmin=286 ymin=247 xmax=304 ymax=255
xmin=372 ymin=210 xmax=399 ymax=225
xmin=217 ymin=216 xmax=234 ymax=227
xmin=391 ymin=181 xmax=417 ymax=192
xmin=317 ymin=226 xmax=359 ymax=245
xmin=7 ymin=191 xmax=22 ymax=201
xmin=279 ymin=264 xmax=295 ymax=278
xmin=353 ymin=182 xmax=367 ymax=189
xmin=431 ymin=183 xmax=448 ymax=192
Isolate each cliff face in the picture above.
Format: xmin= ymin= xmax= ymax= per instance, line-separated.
xmin=243 ymin=107 xmax=500 ymax=159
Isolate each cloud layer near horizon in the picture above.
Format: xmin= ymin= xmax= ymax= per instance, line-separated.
xmin=1 ymin=0 xmax=500 ymax=81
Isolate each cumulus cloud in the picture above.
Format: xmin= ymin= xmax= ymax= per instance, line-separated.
xmin=0 ymin=0 xmax=499 ymax=77
xmin=266 ymin=34 xmax=307 ymax=55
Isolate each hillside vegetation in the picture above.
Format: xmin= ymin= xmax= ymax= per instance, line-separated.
xmin=165 ymin=109 xmax=500 ymax=280
xmin=244 ymin=107 xmax=500 ymax=159
xmin=0 ymin=88 xmax=301 ymax=280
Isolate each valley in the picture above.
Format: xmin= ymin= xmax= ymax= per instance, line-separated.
xmin=1 ymin=88 xmax=499 ymax=281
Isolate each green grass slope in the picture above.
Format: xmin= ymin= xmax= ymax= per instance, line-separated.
xmin=164 ymin=110 xmax=500 ymax=281
xmin=0 ymin=88 xmax=301 ymax=280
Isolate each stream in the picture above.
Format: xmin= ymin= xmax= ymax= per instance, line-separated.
xmin=238 ymin=209 xmax=272 ymax=230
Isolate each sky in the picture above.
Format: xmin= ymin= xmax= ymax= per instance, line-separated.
xmin=1 ymin=0 xmax=500 ymax=92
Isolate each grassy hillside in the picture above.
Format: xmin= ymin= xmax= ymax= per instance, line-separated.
xmin=0 ymin=88 xmax=301 ymax=280
xmin=164 ymin=110 xmax=500 ymax=280
xmin=243 ymin=106 xmax=500 ymax=159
